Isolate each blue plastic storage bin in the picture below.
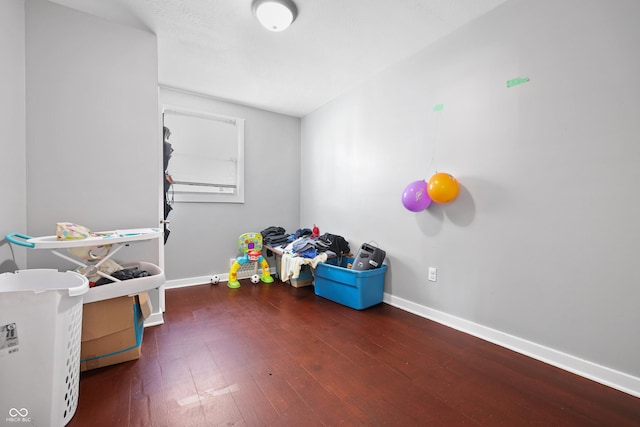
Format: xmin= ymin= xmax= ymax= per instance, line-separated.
xmin=314 ymin=257 xmax=387 ymax=310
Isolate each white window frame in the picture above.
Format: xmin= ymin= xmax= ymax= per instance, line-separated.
xmin=162 ymin=105 xmax=245 ymax=203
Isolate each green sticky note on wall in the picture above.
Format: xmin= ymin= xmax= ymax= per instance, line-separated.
xmin=507 ymin=77 xmax=530 ymax=88
xmin=433 ymin=104 xmax=444 ymax=111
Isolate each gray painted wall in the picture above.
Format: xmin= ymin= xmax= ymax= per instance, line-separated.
xmin=7 ymin=0 xmax=638 ymax=394
xmin=24 ymin=0 xmax=160 ymax=270
xmin=160 ymin=88 xmax=301 ymax=281
xmin=301 ymin=0 xmax=640 ymax=380
xmin=0 ymin=0 xmax=27 ymax=273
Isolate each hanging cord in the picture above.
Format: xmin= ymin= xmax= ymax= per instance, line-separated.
xmin=426 ymin=106 xmax=443 ymax=177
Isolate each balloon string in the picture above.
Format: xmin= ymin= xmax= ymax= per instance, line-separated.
xmin=426 ymin=109 xmax=441 ymax=179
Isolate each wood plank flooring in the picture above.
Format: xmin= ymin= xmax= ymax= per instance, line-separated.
xmin=68 ymin=279 xmax=640 ymax=426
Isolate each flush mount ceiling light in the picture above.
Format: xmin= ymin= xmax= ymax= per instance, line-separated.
xmin=252 ymin=0 xmax=298 ymax=32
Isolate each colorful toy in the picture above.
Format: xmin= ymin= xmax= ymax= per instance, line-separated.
xmin=227 ymin=232 xmax=274 ymax=288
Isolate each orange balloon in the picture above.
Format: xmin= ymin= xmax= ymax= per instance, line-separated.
xmin=427 ymin=172 xmax=460 ymax=204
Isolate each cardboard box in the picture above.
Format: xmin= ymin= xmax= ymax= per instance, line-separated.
xmin=137 ymin=291 xmax=153 ymax=319
xmin=273 ymin=252 xmax=313 ymax=287
xmin=80 ymin=293 xmax=151 ymax=371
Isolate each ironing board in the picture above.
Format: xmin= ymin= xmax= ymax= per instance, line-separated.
xmin=5 ymin=228 xmax=165 ymax=303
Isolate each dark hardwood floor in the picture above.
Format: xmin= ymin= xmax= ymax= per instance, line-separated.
xmin=68 ymin=279 xmax=640 ymax=426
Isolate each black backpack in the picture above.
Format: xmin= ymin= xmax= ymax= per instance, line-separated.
xmin=318 ymin=233 xmax=350 ymax=256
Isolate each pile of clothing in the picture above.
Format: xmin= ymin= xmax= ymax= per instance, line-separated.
xmin=283 ymin=228 xmax=316 ymax=257
xmin=260 ymin=226 xmax=290 ymax=247
xmin=316 ymin=233 xmax=351 ymax=257
xmin=281 ymin=229 xmax=351 ymax=259
xmin=260 ymin=225 xmax=351 ymax=259
xmin=74 ymin=260 xmax=151 ymax=287
xmin=94 ymin=266 xmax=150 ymax=286
xmin=259 ymin=226 xmax=352 ymax=284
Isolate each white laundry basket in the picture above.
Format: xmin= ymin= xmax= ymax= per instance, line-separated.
xmin=0 ymin=269 xmax=89 ymax=427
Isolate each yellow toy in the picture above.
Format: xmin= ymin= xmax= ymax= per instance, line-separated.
xmin=227 ymin=232 xmax=274 ymax=288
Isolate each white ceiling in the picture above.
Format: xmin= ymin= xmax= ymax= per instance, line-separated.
xmin=49 ymin=0 xmax=509 ymax=117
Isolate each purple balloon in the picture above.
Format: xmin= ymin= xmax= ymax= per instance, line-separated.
xmin=402 ymin=180 xmax=432 ymax=212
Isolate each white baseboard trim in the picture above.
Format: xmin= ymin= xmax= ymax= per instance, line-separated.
xmin=165 ymin=275 xmax=222 ymax=289
xmin=383 ymin=293 xmax=640 ymax=399
xmin=143 ymin=310 xmax=164 ymax=327
xmin=165 ymin=267 xmax=276 ymax=290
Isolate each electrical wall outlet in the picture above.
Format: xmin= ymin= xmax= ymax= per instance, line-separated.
xmin=428 ymin=267 xmax=437 ymax=282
